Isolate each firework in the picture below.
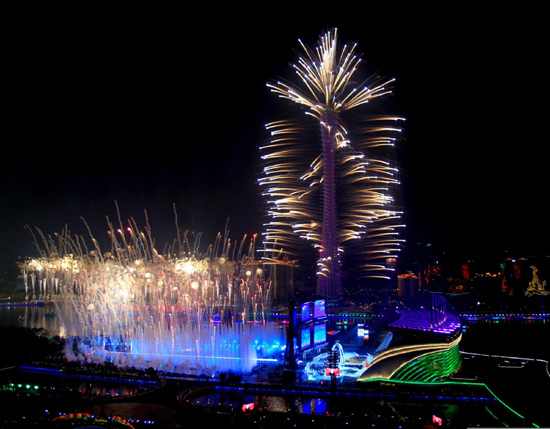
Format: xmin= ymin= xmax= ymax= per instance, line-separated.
xmin=20 ymin=209 xmax=283 ymax=374
xmin=259 ymin=29 xmax=405 ymax=304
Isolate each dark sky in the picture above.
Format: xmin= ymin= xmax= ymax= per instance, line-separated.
xmin=2 ymin=6 xmax=548 ymax=273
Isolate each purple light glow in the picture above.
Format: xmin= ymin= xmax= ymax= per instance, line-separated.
xmin=317 ymin=111 xmax=343 ymax=304
xmin=389 ymin=310 xmax=462 ymax=334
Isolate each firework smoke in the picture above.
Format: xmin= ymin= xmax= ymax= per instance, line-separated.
xmin=20 ymin=206 xmax=283 ymax=374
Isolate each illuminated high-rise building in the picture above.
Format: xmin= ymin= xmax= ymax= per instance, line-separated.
xmin=259 ymin=29 xmax=404 ymax=305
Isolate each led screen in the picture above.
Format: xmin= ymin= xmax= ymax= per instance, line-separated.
xmin=313 ymin=299 xmax=326 ymax=319
xmin=313 ymin=322 xmax=326 ymax=345
xmin=300 ymin=326 xmax=311 ymax=350
xmin=301 ymin=302 xmax=311 ymax=322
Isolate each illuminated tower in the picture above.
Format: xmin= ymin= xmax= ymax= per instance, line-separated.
xmin=259 ymin=29 xmax=404 ymax=305
xmin=318 ymin=110 xmax=342 ymax=304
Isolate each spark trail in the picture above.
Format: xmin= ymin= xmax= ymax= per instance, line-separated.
xmin=259 ymin=29 xmax=405 ymax=305
xmin=19 ymin=211 xmax=283 ymax=375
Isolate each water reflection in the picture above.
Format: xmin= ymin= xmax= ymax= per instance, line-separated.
xmin=192 ymin=392 xmax=334 ymax=415
xmin=188 ymin=388 xmax=527 ymax=428
xmin=0 ymin=302 xmax=64 ymax=335
xmin=4 ymin=369 xmax=156 ymax=401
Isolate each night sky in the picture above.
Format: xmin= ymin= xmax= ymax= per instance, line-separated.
xmin=2 ymin=6 xmax=548 ymax=275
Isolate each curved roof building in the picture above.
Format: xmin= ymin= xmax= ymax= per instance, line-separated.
xmin=359 ymin=295 xmax=463 ymax=382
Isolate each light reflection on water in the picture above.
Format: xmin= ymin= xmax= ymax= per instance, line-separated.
xmin=0 ymin=302 xmax=65 ymax=335
xmin=192 ymin=392 xmax=330 ymax=415
xmin=10 ymin=368 xmax=157 ymax=399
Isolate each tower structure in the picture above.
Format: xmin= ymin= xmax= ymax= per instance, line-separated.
xmin=259 ymin=29 xmax=404 ymax=306
xmin=317 ymin=111 xmax=343 ymax=304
